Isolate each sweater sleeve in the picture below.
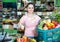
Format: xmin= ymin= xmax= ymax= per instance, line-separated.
xmin=18 ymin=15 xmax=26 ymax=28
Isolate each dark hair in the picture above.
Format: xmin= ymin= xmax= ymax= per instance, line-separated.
xmin=26 ymin=3 xmax=35 ymax=8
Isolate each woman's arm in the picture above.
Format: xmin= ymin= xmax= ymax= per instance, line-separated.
xmin=17 ymin=16 xmax=25 ymax=30
xmin=18 ymin=22 xmax=24 ymax=30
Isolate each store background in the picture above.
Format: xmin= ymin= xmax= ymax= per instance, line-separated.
xmin=0 ymin=0 xmax=60 ymax=29
xmin=0 ymin=0 xmax=60 ymax=42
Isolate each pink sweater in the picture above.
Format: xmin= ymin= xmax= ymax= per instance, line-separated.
xmin=18 ymin=14 xmax=41 ymax=37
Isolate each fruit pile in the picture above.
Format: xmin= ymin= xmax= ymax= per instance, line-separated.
xmin=3 ymin=19 xmax=13 ymax=23
xmin=38 ymin=18 xmax=59 ymax=30
xmin=16 ymin=36 xmax=36 ymax=42
xmin=44 ymin=20 xmax=58 ymax=30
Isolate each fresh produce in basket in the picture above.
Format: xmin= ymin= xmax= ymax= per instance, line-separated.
xmin=42 ymin=23 xmax=48 ymax=30
xmin=50 ymin=23 xmax=56 ymax=28
xmin=38 ymin=16 xmax=59 ymax=30
xmin=52 ymin=20 xmax=58 ymax=26
xmin=38 ymin=20 xmax=45 ymax=30
xmin=43 ymin=19 xmax=51 ymax=23
xmin=46 ymin=23 xmax=52 ymax=29
xmin=56 ymin=24 xmax=60 ymax=28
xmin=46 ymin=23 xmax=56 ymax=29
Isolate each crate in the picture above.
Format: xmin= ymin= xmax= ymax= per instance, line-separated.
xmin=4 ymin=29 xmax=17 ymax=34
xmin=37 ymin=28 xmax=60 ymax=42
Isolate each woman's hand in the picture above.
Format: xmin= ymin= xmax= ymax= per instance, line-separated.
xmin=18 ymin=25 xmax=24 ymax=31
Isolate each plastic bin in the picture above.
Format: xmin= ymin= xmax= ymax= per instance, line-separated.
xmin=37 ymin=28 xmax=60 ymax=42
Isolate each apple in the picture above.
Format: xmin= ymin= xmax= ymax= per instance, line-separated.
xmin=52 ymin=20 xmax=58 ymax=26
xmin=56 ymin=24 xmax=60 ymax=28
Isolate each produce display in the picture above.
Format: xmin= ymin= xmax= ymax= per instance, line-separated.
xmin=16 ymin=36 xmax=36 ymax=42
xmin=38 ymin=16 xmax=59 ymax=30
xmin=3 ymin=19 xmax=13 ymax=23
xmin=37 ymin=15 xmax=60 ymax=42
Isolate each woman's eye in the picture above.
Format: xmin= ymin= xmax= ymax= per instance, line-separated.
xmin=32 ymin=7 xmax=34 ymax=9
xmin=28 ymin=7 xmax=34 ymax=9
xmin=28 ymin=7 xmax=31 ymax=9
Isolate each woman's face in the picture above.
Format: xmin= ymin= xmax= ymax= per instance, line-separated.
xmin=27 ymin=4 xmax=34 ymax=14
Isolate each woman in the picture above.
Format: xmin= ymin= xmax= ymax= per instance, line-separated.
xmin=18 ymin=3 xmax=41 ymax=38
